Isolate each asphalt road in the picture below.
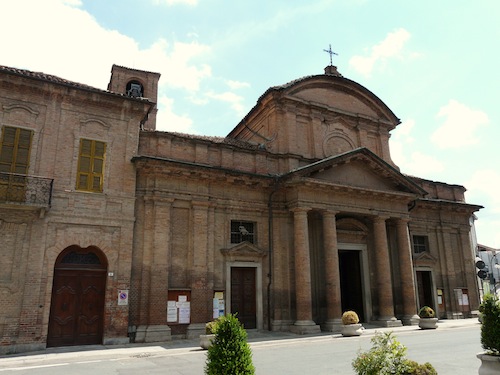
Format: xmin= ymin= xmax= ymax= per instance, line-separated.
xmin=0 ymin=321 xmax=482 ymax=374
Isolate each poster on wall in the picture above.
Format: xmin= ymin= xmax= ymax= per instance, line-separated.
xmin=178 ymin=301 xmax=191 ymax=324
xmin=167 ymin=301 xmax=178 ymax=322
xmin=213 ymin=291 xmax=225 ymax=318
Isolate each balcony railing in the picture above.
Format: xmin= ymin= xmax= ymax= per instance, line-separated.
xmin=0 ymin=172 xmax=53 ymax=207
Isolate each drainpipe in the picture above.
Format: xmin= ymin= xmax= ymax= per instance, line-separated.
xmin=267 ymin=176 xmax=280 ymax=331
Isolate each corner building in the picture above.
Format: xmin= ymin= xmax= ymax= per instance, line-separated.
xmin=0 ymin=63 xmax=482 ymax=353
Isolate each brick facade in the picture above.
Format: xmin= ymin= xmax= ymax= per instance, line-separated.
xmin=0 ymin=63 xmax=482 ymax=353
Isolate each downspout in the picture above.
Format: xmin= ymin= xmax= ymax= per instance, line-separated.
xmin=267 ymin=175 xmax=281 ymax=331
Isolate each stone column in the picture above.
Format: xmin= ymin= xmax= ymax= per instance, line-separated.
xmin=322 ymin=210 xmax=342 ymax=332
xmin=373 ymin=216 xmax=402 ymax=327
xmin=396 ymin=218 xmax=419 ymax=325
xmin=290 ymin=207 xmax=320 ymax=334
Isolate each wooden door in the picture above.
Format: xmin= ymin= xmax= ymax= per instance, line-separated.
xmin=47 ymin=246 xmax=107 ymax=347
xmin=231 ymin=267 xmax=256 ymax=329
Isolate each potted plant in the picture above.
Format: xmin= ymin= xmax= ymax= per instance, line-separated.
xmin=477 ymin=294 xmax=500 ymax=374
xmin=340 ymin=310 xmax=364 ymax=337
xmin=200 ymin=318 xmax=220 ymax=350
xmin=418 ymin=306 xmax=438 ymax=329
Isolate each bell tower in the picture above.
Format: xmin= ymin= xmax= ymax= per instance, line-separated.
xmin=108 ymin=65 xmax=161 ymax=130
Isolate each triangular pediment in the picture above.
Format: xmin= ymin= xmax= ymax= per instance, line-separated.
xmin=287 ymin=148 xmax=426 ymax=196
xmin=413 ymin=252 xmax=438 ymax=267
xmin=220 ymin=241 xmax=267 ymax=261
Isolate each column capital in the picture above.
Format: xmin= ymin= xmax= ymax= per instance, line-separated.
xmin=321 ymin=209 xmax=339 ymax=218
xmin=373 ymin=215 xmax=390 ymax=223
xmin=291 ymin=206 xmax=311 ymax=214
xmin=396 ymin=217 xmax=411 ymax=224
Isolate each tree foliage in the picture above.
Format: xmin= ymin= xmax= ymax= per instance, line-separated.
xmin=205 ymin=314 xmax=255 ymax=375
xmin=479 ymin=294 xmax=500 ymax=355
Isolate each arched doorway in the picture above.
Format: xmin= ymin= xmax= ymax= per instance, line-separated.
xmin=47 ymin=245 xmax=107 ymax=347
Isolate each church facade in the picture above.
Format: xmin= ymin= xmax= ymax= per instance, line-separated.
xmin=0 ymin=63 xmax=482 ymax=353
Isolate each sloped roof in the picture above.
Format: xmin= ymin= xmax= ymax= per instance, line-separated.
xmin=0 ymin=64 xmax=152 ymax=103
xmin=231 ymin=70 xmax=400 ymax=137
xmin=284 ymin=147 xmax=427 ymax=196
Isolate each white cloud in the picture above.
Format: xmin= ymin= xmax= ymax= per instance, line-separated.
xmin=465 ymin=169 xmax=500 ymax=214
xmin=152 ymin=0 xmax=198 ymax=6
xmin=389 ymin=119 xmax=415 ymax=166
xmin=403 ymin=151 xmax=445 ymax=176
xmin=226 ymin=80 xmax=250 ymax=90
xmin=349 ymin=28 xmax=414 ymax=76
xmin=431 ymin=100 xmax=489 ymax=149
xmin=3 ymin=0 xmax=216 ymax=133
xmin=389 ymin=119 xmax=444 ymax=177
xmin=206 ymin=91 xmax=246 ymax=115
xmin=156 ymin=96 xmax=195 ymax=133
xmin=3 ymin=1 xmax=211 ymax=93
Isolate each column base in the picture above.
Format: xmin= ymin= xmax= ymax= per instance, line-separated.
xmin=401 ymin=314 xmax=420 ymax=326
xmin=321 ymin=319 xmax=342 ymax=332
xmin=135 ymin=325 xmax=172 ymax=343
xmin=374 ymin=317 xmax=402 ymax=328
xmin=186 ymin=323 xmax=206 ymax=339
xmin=289 ymin=320 xmax=321 ymax=334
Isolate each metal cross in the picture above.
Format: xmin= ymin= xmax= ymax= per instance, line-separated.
xmin=323 ymin=44 xmax=338 ymax=66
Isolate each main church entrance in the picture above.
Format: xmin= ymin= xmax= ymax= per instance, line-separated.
xmin=339 ymin=250 xmax=364 ymax=322
xmin=47 ymin=245 xmax=107 ymax=347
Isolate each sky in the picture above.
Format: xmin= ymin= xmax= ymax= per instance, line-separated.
xmin=2 ymin=0 xmax=499 ymax=248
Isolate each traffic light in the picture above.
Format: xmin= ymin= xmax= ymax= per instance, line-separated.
xmin=476 ymin=257 xmax=488 ymax=280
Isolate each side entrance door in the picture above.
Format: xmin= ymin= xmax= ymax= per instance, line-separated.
xmin=47 ymin=246 xmax=107 ymax=347
xmin=231 ymin=267 xmax=256 ymax=329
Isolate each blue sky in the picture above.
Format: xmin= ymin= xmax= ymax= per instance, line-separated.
xmin=3 ymin=0 xmax=499 ymax=248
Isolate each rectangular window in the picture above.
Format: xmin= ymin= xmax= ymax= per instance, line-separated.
xmin=0 ymin=126 xmax=32 ymax=174
xmin=412 ymin=235 xmax=429 ymax=254
xmin=231 ymin=221 xmax=255 ymax=244
xmin=0 ymin=126 xmax=33 ymax=202
xmin=76 ymin=139 xmax=106 ymax=192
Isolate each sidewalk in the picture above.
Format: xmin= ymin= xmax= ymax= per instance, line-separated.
xmin=0 ymin=318 xmax=480 ymax=366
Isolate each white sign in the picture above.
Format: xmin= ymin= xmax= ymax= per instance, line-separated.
xmin=178 ymin=301 xmax=191 ymax=324
xmin=167 ymin=301 xmax=178 ymax=322
xmin=118 ymin=290 xmax=129 ymax=306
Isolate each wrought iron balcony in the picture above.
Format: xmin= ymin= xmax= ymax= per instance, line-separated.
xmin=0 ymin=172 xmax=53 ymax=208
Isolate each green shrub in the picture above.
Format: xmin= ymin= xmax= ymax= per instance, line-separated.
xmin=479 ymin=294 xmax=500 ymax=355
xmin=341 ymin=310 xmax=360 ymax=325
xmin=418 ymin=306 xmax=435 ymax=318
xmin=352 ymin=332 xmax=437 ymax=375
xmin=404 ymin=359 xmax=438 ymax=375
xmin=205 ymin=314 xmax=255 ymax=375
xmin=352 ymin=332 xmax=409 ymax=375
xmin=205 ymin=318 xmax=220 ymax=334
